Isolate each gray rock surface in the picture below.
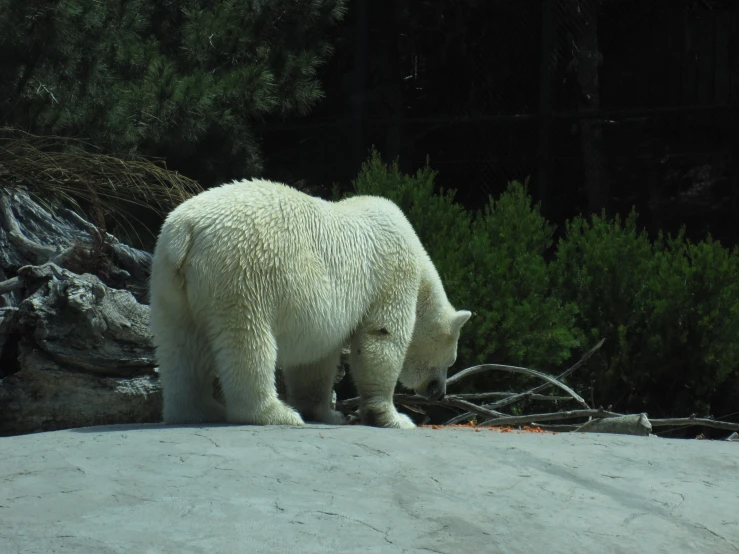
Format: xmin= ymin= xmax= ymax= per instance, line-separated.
xmin=1 ymin=424 xmax=737 ymax=554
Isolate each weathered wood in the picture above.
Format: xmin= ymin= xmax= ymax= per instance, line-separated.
xmin=576 ymin=413 xmax=652 ymax=437
xmin=0 ymin=342 xmax=161 ymax=436
xmin=0 ymin=187 xmax=159 ymax=435
xmin=0 ymin=262 xmax=159 ymax=435
xmin=477 ymin=409 xmax=623 ymax=428
xmin=16 ymin=263 xmax=156 ymax=375
xmin=0 ymin=187 xmax=151 ymax=304
xmin=649 ymin=417 xmax=739 ymax=433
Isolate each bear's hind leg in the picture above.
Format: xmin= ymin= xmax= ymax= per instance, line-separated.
xmin=210 ymin=320 xmax=304 ymax=426
xmin=154 ymin=315 xmax=226 ymax=425
xmin=283 ymin=349 xmax=346 ymax=425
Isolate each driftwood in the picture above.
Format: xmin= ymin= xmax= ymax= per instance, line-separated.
xmin=446 ymin=363 xmax=589 ymax=409
xmin=2 ymin=346 xmax=160 ymax=436
xmin=15 ymin=263 xmax=155 ymax=374
xmin=0 ymin=188 xmax=152 ymax=303
xmin=576 ymin=413 xmax=652 ymax=436
xmin=452 ymin=392 xmax=574 ymax=402
xmin=0 ymin=185 xmax=160 ymax=436
xmin=648 ymin=417 xmax=739 ymax=433
xmin=0 ymin=262 xmax=159 ymax=436
xmin=336 ymin=342 xmax=604 ymax=428
xmin=476 ymin=409 xmax=622 ymax=428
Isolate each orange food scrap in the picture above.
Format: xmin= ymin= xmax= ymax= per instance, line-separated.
xmin=418 ymin=422 xmax=555 ymax=434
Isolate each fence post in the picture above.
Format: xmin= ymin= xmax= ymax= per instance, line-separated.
xmin=537 ymin=0 xmax=556 ymax=214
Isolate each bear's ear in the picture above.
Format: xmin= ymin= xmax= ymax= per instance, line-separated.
xmin=450 ymin=310 xmax=472 ymax=333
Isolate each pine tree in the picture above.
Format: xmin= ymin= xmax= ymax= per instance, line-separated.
xmin=0 ymin=0 xmax=347 ymax=183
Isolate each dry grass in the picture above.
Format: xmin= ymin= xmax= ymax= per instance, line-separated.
xmin=0 ymin=127 xmax=203 ymax=242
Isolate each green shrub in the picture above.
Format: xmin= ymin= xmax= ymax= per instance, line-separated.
xmin=344 ymin=152 xmax=739 ymax=419
xmin=641 ymin=233 xmax=739 ymax=415
xmin=464 ymin=182 xmax=578 ymax=369
xmin=344 ymin=150 xmax=578 ymax=380
xmin=551 ymin=211 xmax=739 ymax=417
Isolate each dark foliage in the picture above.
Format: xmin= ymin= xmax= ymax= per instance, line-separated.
xmin=0 ymin=0 xmax=347 ymax=185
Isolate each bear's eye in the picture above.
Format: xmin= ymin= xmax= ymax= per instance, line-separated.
xmin=376 ymin=327 xmax=390 ymax=336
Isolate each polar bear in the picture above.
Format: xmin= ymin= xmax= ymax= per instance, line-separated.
xmin=149 ymin=178 xmax=471 ymax=429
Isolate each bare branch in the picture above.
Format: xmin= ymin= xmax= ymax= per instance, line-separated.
xmin=477 ymin=409 xmax=622 ymax=428
xmin=483 ymin=339 xmax=605 ymax=411
xmin=650 ymin=417 xmax=739 ymax=432
xmin=443 ymin=412 xmax=476 ymax=425
xmin=440 ymin=340 xmax=605 ymax=426
xmin=450 ymin=392 xmax=574 ymax=402
xmin=394 ymin=394 xmax=506 ymax=420
xmin=447 ymin=362 xmax=589 ymax=409
xmin=335 ymin=394 xmax=506 ymax=421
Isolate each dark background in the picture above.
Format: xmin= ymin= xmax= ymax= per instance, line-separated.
xmin=261 ymin=0 xmax=739 ymax=246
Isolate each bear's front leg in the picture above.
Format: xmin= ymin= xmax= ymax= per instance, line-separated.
xmin=350 ymin=328 xmax=416 ymax=430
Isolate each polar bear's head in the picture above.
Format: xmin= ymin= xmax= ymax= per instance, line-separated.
xmin=400 ymin=303 xmax=471 ymax=400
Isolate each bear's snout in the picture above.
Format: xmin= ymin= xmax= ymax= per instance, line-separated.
xmin=419 ymin=378 xmax=446 ymax=400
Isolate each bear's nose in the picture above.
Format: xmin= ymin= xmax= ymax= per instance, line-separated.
xmin=424 ymin=379 xmax=445 ymax=400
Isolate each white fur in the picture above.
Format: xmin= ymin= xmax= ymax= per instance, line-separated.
xmin=149 ymin=178 xmax=471 ymax=429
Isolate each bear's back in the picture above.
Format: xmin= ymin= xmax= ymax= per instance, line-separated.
xmin=170 ymin=178 xmax=424 ymax=260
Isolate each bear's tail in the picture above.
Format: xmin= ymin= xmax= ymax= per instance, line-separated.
xmin=154 ymin=219 xmax=194 ymax=290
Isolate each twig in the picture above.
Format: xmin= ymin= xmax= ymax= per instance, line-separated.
xmin=442 ymin=340 xmax=605 ymax=425
xmin=447 ymin=362 xmax=589 ymax=409
xmin=477 ymin=409 xmax=622 ymax=428
xmin=395 ymin=394 xmax=506 ymax=420
xmin=484 ymin=339 xmax=605 ymax=410
xmin=443 ymin=411 xmax=477 ymax=425
xmin=442 ymin=390 xmax=577 ymax=425
xmin=335 ymin=394 xmax=506 ymax=421
xmin=449 ymin=392 xmax=574 ymax=402
xmin=649 ymin=418 xmax=739 ymax=432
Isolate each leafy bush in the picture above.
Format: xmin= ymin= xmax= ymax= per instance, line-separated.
xmin=465 ymin=183 xmax=578 ymax=368
xmin=344 ymin=151 xmax=578 ymax=379
xmin=551 ymin=211 xmax=739 ymax=417
xmin=344 ymin=152 xmax=739 ymax=420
